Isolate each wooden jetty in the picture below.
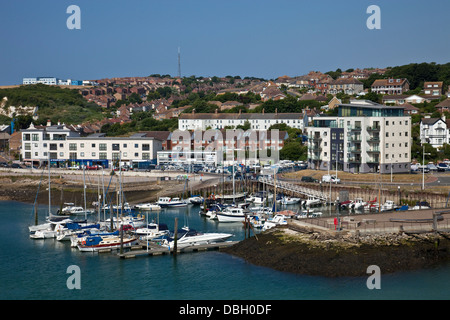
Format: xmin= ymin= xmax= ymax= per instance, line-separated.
xmin=117 ymin=240 xmax=239 ymax=259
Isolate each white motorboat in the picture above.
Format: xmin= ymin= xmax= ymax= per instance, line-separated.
xmin=410 ymin=201 xmax=431 ymax=210
xmin=161 ymin=227 xmax=233 ymax=249
xmin=135 ymin=203 xmax=162 ymax=211
xmin=281 ymin=197 xmax=301 ymax=205
xmin=303 ymin=196 xmax=322 ymax=207
xmin=100 ymin=215 xmax=146 ymax=229
xmin=165 ymin=197 xmax=189 ymax=207
xmin=351 ymin=198 xmax=366 ymax=210
xmin=188 ymin=195 xmax=204 ymax=205
xmin=262 ymin=214 xmax=288 ymax=231
xmin=158 ymin=197 xmax=188 ymax=208
xmin=381 ymin=200 xmax=397 ymax=212
xmin=216 ymin=206 xmax=248 ymax=222
xmin=253 ymin=193 xmax=273 ymax=204
xmin=135 ymin=223 xmax=170 ymax=240
xmin=63 ymin=206 xmax=93 ymax=216
xmin=77 ymin=234 xmax=138 ymax=252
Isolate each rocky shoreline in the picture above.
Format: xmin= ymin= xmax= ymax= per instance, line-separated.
xmin=222 ymin=224 xmax=450 ymax=277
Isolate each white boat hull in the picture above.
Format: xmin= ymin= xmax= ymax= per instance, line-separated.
xmin=216 ymin=212 xmax=246 ymax=222
xmin=165 ymin=233 xmax=233 ymax=248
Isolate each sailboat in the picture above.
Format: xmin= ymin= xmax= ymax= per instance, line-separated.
xmin=29 ymin=155 xmax=73 ymax=238
xmin=77 ymin=233 xmax=139 ymax=252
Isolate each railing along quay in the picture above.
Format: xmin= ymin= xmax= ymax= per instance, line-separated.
xmin=258 ymin=177 xmax=328 ymax=201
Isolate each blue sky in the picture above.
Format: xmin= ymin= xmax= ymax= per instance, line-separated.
xmin=1 ymin=0 xmax=449 ymax=85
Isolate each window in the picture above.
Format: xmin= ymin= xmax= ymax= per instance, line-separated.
xmin=69 ymin=143 xmax=77 ymax=151
xmin=142 ymin=153 xmax=150 ymax=160
xmin=92 ymin=143 xmax=96 ymax=148
xmin=142 ymin=144 xmax=150 ymax=151
xmin=99 ymin=152 xmax=107 ymax=160
xmin=92 ymin=152 xmax=96 ymax=157
xmin=112 ymin=144 xmax=120 ymax=151
xmin=386 ymin=132 xmax=389 ymax=137
xmin=386 ymin=121 xmax=389 ymax=126
xmin=50 ymin=144 xmax=57 ymax=151
xmin=99 ymin=143 xmax=107 ymax=151
xmin=112 ymin=152 xmax=120 ymax=160
xmin=80 ymin=152 xmax=85 ymax=157
xmin=32 ymin=134 xmax=39 ymax=141
xmin=80 ymin=143 xmax=85 ymax=148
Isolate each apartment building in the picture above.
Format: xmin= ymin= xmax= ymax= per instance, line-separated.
xmin=63 ymin=133 xmax=163 ymax=168
xmin=307 ymin=100 xmax=411 ymax=174
xmin=159 ymin=129 xmax=288 ymax=165
xmin=420 ymin=116 xmax=450 ymax=148
xmin=21 ymin=122 xmax=80 ymax=166
xmin=21 ymin=124 xmax=163 ymax=168
xmin=178 ymin=110 xmax=308 ymax=132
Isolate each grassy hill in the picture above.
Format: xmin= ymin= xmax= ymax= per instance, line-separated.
xmin=0 ymin=84 xmax=105 ymax=126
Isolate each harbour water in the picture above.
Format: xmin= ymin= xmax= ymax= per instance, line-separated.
xmin=0 ymin=200 xmax=449 ymax=300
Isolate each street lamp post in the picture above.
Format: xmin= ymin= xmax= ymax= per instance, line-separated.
xmin=422 ymin=145 xmax=431 ymax=190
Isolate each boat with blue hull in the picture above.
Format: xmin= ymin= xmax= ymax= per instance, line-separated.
xmin=77 ymin=234 xmax=138 ymax=252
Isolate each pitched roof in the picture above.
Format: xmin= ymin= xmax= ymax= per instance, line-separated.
xmin=436 ymin=98 xmax=450 ymax=107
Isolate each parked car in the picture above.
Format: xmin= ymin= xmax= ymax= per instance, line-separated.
xmin=301 ymin=176 xmax=318 ymax=183
xmin=418 ymin=165 xmax=430 ymax=173
xmin=86 ymin=165 xmax=102 ymax=170
xmin=437 ymin=163 xmax=449 ymax=172
xmin=322 ymin=174 xmax=341 ymax=184
xmin=11 ymin=163 xmax=23 ymax=169
xmin=427 ymin=164 xmax=438 ymax=171
xmin=69 ymin=165 xmax=80 ymax=170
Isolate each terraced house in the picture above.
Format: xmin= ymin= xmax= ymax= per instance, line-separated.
xmin=307 ymin=100 xmax=411 ymax=174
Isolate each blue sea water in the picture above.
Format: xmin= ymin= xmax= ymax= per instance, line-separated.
xmin=0 ymin=200 xmax=449 ymax=300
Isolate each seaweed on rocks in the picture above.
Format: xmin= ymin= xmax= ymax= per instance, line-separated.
xmin=222 ymin=226 xmax=450 ymax=277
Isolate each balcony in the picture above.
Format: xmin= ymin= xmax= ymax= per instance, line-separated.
xmin=366 ymin=125 xmax=380 ymax=132
xmin=367 ymin=148 xmax=380 ymax=153
xmin=348 ymin=135 xmax=362 ymax=142
xmin=367 ymin=136 xmax=380 ymax=143
xmin=347 ymin=157 xmax=361 ymax=163
xmin=348 ymin=147 xmax=361 ymax=153
xmin=366 ymin=157 xmax=379 ymax=163
xmin=348 ymin=125 xmax=362 ymax=132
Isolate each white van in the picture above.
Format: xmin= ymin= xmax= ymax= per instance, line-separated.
xmin=322 ymin=174 xmax=341 ymax=184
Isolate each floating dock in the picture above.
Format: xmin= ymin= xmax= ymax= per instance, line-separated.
xmin=117 ymin=240 xmax=239 ymax=259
